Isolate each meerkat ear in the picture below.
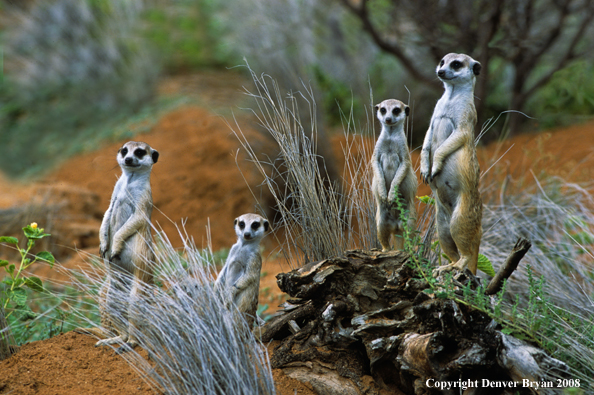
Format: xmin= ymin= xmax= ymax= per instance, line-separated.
xmin=234 ymin=218 xmax=238 ymax=226
xmin=405 ymin=106 xmax=410 ymax=116
xmin=472 ymin=61 xmax=482 ymax=76
xmin=263 ymin=220 xmax=269 ymax=232
xmin=151 ymin=150 xmax=159 ymax=164
xmin=374 ymin=104 xmax=379 ymax=112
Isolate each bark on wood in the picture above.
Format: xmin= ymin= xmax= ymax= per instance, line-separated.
xmin=263 ymin=249 xmax=568 ymax=395
xmin=486 ymin=238 xmax=532 ymax=295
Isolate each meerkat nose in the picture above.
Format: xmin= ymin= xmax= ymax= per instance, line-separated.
xmin=244 ymin=232 xmax=252 ymax=240
xmin=125 ymin=157 xmax=133 ymax=165
xmin=385 ymin=117 xmax=392 ymax=123
xmin=437 ymin=70 xmax=446 ymax=78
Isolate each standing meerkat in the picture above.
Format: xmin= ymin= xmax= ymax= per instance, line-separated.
xmin=77 ymin=141 xmax=158 ymax=353
xmin=420 ymin=53 xmax=483 ymax=275
xmin=215 ymin=213 xmax=269 ymax=329
xmin=371 ymin=99 xmax=418 ymax=251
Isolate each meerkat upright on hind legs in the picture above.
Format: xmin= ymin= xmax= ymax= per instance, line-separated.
xmin=76 ymin=141 xmax=158 ymax=353
xmin=215 ymin=213 xmax=269 ymax=329
xmin=371 ymin=99 xmax=418 ymax=252
xmin=420 ymin=53 xmax=483 ymax=275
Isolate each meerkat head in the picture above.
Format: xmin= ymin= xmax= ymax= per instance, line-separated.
xmin=117 ymin=141 xmax=159 ymax=173
xmin=374 ymin=99 xmax=409 ymax=127
xmin=234 ymin=213 xmax=269 ymax=243
xmin=436 ymin=53 xmax=481 ymax=86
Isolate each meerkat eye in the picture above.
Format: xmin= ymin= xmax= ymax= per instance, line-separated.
xmin=251 ymin=222 xmax=260 ymax=230
xmin=451 ymin=60 xmax=462 ymax=69
xmin=392 ymin=108 xmax=401 ymax=116
xmin=120 ymin=147 xmax=128 ymax=156
xmin=238 ymin=221 xmax=245 ymax=230
xmin=379 ymin=107 xmax=387 ymax=115
xmin=134 ymin=149 xmax=147 ymax=158
xmin=440 ymin=59 xmax=445 ymax=67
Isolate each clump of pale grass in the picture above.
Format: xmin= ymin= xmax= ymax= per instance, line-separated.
xmin=66 ymin=224 xmax=275 ymax=395
xmin=229 ymin=63 xmax=381 ymax=269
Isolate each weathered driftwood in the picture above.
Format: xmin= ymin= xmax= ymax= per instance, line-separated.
xmin=263 ymin=250 xmax=567 ymax=395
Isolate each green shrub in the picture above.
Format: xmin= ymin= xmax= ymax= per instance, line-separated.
xmin=527 ymin=60 xmax=594 ymax=129
xmin=0 ymin=0 xmax=158 ymax=177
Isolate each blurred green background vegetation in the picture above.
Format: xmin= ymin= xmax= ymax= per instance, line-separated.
xmin=0 ymin=0 xmax=593 ymax=178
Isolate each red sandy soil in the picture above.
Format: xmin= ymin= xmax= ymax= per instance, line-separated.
xmin=0 ymin=71 xmax=593 ymax=394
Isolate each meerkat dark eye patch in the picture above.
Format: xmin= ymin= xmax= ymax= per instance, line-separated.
xmin=451 ymin=60 xmax=462 ymax=69
xmin=238 ymin=221 xmax=245 ymax=230
xmin=440 ymin=59 xmax=445 ymax=67
xmin=120 ymin=147 xmax=128 ymax=156
xmin=134 ymin=149 xmax=147 ymax=158
xmin=392 ymin=108 xmax=401 ymax=116
xmin=379 ymin=107 xmax=387 ymax=115
xmin=251 ymin=222 xmax=260 ymax=230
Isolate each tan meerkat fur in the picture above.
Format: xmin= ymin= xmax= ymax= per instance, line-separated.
xmin=215 ymin=213 xmax=269 ymax=328
xmin=420 ymin=53 xmax=483 ymax=275
xmin=371 ymin=99 xmax=418 ymax=251
xmin=76 ymin=141 xmax=158 ymax=352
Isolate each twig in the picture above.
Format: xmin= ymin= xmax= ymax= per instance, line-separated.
xmin=485 ymin=237 xmax=531 ymax=295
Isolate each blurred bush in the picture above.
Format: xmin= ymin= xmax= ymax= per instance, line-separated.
xmin=526 ymin=61 xmax=594 ymax=130
xmin=0 ymin=0 xmax=158 ymax=177
xmin=214 ymin=0 xmax=419 ymax=131
xmin=140 ymin=0 xmax=234 ymax=73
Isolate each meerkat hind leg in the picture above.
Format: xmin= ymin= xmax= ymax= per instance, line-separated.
xmin=393 ymin=228 xmax=405 ymax=251
xmin=448 ymin=206 xmax=481 ymax=274
xmin=121 ymin=276 xmax=150 ymax=354
xmin=435 ymin=206 xmax=460 ymax=262
xmin=377 ymin=209 xmax=393 ymax=252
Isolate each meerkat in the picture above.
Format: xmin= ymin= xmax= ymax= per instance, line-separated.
xmin=215 ymin=213 xmax=269 ymax=329
xmin=371 ymin=99 xmax=418 ymax=251
xmin=76 ymin=141 xmax=158 ymax=353
xmin=420 ymin=53 xmax=483 ymax=275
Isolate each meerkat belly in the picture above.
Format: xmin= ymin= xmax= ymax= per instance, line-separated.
xmin=109 ymin=199 xmax=137 ymax=273
xmin=431 ymin=149 xmax=464 ymax=210
xmin=380 ymin=151 xmax=401 ymax=193
xmin=431 ymin=115 xmax=456 ymax=149
xmin=226 ymin=261 xmax=245 ymax=290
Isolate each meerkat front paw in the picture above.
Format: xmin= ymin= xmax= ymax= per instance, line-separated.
xmin=429 ymin=166 xmax=441 ymax=181
xmin=420 ymin=162 xmax=431 ymax=184
xmin=420 ymin=170 xmax=430 ymax=184
xmin=99 ymin=243 xmax=108 ymax=258
xmin=108 ymin=249 xmax=121 ymax=263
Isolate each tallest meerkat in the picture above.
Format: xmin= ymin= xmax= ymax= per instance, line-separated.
xmin=420 ymin=53 xmax=483 ymax=275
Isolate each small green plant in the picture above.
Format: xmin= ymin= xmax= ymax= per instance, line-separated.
xmin=0 ymin=223 xmax=55 ymax=321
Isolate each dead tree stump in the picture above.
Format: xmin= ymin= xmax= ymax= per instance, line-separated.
xmin=262 ymin=250 xmax=568 ymax=395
